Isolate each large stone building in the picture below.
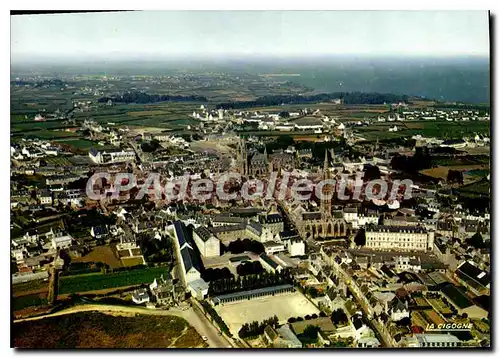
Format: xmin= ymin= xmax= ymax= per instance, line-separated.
xmin=296 ymin=152 xmax=347 ymax=239
xmin=172 ymin=221 xmax=203 ymax=286
xmin=365 ymin=225 xmax=435 ymax=251
xmin=193 ymin=226 xmax=220 ymax=258
xmin=259 ymin=213 xmax=284 ymax=241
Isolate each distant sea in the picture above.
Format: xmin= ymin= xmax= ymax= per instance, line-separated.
xmin=242 ymin=56 xmax=491 ymax=104
xmin=12 ymin=55 xmax=490 ymax=104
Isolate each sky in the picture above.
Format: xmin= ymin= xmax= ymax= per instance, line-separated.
xmin=11 ymin=11 xmax=490 ymax=63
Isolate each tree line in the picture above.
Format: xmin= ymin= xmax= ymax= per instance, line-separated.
xmin=98 ymin=91 xmax=207 ymax=104
xmin=238 ymin=315 xmax=279 ymax=339
xmin=208 ymin=269 xmax=294 ymax=296
xmin=216 ymin=92 xmax=409 ymax=109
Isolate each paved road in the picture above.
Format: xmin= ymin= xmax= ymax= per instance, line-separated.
xmin=14 ymin=303 xmax=233 ymax=348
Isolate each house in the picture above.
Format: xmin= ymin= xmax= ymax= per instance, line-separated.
xmin=264 ymin=324 xmax=302 ymax=348
xmin=150 ymin=275 xmax=175 ymax=306
xmin=51 ymin=233 xmax=73 ymax=250
xmin=263 ymin=241 xmax=286 ymax=255
xmin=259 ymin=253 xmax=283 ymax=273
xmin=89 ymin=147 xmax=136 ymax=164
xmin=260 ymin=213 xmax=284 ymax=241
xmin=454 ymin=261 xmax=490 ymax=296
xmin=280 ymin=230 xmax=305 ymax=256
xmin=131 ymin=288 xmax=150 ymax=304
xmin=357 ymin=336 xmax=381 ymax=348
xmin=116 ymin=235 xmax=139 ymax=251
xmin=389 ymin=297 xmax=410 ymax=322
xmin=38 ymin=190 xmax=53 ymax=205
xmin=90 ymin=225 xmax=109 ymax=240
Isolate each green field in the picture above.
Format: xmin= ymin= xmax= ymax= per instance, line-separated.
xmin=12 ymin=294 xmax=48 ymax=311
xmin=356 ymin=120 xmax=490 ymax=141
xmin=58 ymin=267 xmax=170 ymax=294
xmin=456 ymin=178 xmax=490 ymax=197
xmin=53 ymin=138 xmax=100 ymax=150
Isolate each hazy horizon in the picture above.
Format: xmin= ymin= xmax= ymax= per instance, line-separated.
xmin=11 ymin=11 xmax=490 ymax=63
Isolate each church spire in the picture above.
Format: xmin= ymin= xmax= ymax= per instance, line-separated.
xmin=323 ymin=150 xmax=329 ymax=179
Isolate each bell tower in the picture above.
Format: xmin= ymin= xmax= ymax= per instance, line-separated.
xmin=320 ymin=150 xmax=332 ymax=220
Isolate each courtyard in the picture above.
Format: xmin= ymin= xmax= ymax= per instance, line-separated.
xmin=215 ymin=291 xmax=320 ymax=335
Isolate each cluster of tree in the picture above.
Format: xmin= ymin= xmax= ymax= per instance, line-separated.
xmin=208 ymin=269 xmax=293 ymax=296
xmin=238 ymin=315 xmax=279 ymax=339
xmin=236 ymin=261 xmax=264 ymax=276
xmin=390 ymin=147 xmax=432 ymax=173
xmin=287 ymin=313 xmax=323 ymax=323
xmin=354 ymin=228 xmax=366 ymax=246
xmin=265 ymin=135 xmax=295 ymax=153
xmin=297 ymin=325 xmax=321 ymax=344
xmin=395 ymin=317 xmax=411 ymax=327
xmin=140 ymin=138 xmax=161 ymax=153
xmin=98 ymin=91 xmax=207 ymax=104
xmin=466 ymin=232 xmax=488 ymax=249
xmin=201 ymin=267 xmax=234 ymax=282
xmin=278 ymin=111 xmax=290 ymax=118
xmin=447 ymin=170 xmax=464 ymax=184
xmin=224 ymin=239 xmax=265 ymax=255
xmin=179 ymin=133 xmax=203 ymax=142
xmin=363 ymin=164 xmax=381 ymax=180
xmin=201 ymin=301 xmax=231 ymax=336
xmin=216 ymin=92 xmax=409 ymax=110
xmin=139 ymin=235 xmax=174 ymax=264
xmin=303 ymin=286 xmax=321 ymax=298
xmin=331 ymin=308 xmax=348 ymax=325
xmin=11 ymin=79 xmax=68 ymax=88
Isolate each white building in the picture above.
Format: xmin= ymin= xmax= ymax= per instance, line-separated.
xmin=51 ymin=233 xmax=73 ymax=250
xmin=89 ymin=147 xmax=136 ymax=164
xmin=365 ymin=226 xmax=434 ymax=251
xmin=193 ymin=226 xmax=220 ymax=258
xmin=407 ymin=334 xmax=461 ymax=348
xmin=132 ymin=288 xmax=150 ymax=304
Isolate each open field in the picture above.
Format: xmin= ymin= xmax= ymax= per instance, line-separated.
xmin=456 ymin=178 xmax=490 ymax=197
xmin=12 ymin=311 xmax=205 ymax=348
xmin=422 ymin=309 xmax=447 ymax=325
xmin=215 ymin=291 xmax=320 ymax=335
xmin=58 ymin=266 xmax=169 ymax=295
xmin=127 ymin=110 xmax=170 ymax=117
xmin=356 ymin=120 xmax=490 ymax=141
xmin=72 ymin=245 xmax=123 ymax=269
xmin=420 ymin=165 xmax=489 ymax=180
xmin=121 ymin=257 xmax=146 ymax=267
xmin=13 ymin=280 xmax=49 ymax=298
xmin=426 ymin=297 xmax=453 ymax=316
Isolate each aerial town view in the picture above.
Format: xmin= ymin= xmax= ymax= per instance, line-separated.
xmin=10 ymin=11 xmax=491 ymax=349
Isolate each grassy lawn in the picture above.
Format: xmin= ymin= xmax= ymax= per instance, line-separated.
xmin=58 ymin=266 xmax=169 ymax=295
xmin=13 ymin=280 xmax=49 ymax=296
xmin=12 ymin=312 xmax=206 ymax=348
xmin=12 ymin=294 xmax=48 ymax=311
xmin=456 ymin=178 xmax=490 ymax=197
